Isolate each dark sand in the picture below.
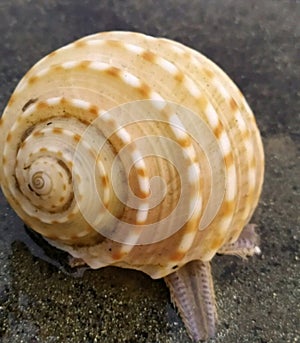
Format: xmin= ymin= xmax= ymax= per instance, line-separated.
xmin=0 ymin=1 xmax=299 ymax=342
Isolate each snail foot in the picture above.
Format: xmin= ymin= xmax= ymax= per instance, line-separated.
xmin=68 ymin=256 xmax=87 ymax=268
xmin=218 ymin=223 xmax=261 ymax=258
xmin=164 ymin=260 xmax=217 ymax=342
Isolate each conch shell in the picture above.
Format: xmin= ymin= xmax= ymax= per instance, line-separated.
xmin=0 ymin=31 xmax=264 ymax=341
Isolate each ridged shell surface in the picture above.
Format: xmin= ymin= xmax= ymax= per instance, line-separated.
xmin=0 ymin=31 xmax=264 ymax=278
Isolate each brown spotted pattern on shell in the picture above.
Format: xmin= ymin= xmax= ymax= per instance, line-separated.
xmin=0 ymin=31 xmax=264 ymax=341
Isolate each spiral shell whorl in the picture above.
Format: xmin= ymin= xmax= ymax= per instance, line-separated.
xmin=2 ymin=97 xmax=126 ymax=243
xmin=0 ymin=31 xmax=264 ymax=278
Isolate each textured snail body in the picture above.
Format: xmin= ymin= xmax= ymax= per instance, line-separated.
xmin=0 ymin=32 xmax=264 ymax=280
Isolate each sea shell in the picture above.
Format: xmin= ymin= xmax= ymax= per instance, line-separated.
xmin=0 ymin=31 xmax=264 ymax=341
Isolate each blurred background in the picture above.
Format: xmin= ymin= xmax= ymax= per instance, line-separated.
xmin=0 ymin=1 xmax=299 ymax=342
